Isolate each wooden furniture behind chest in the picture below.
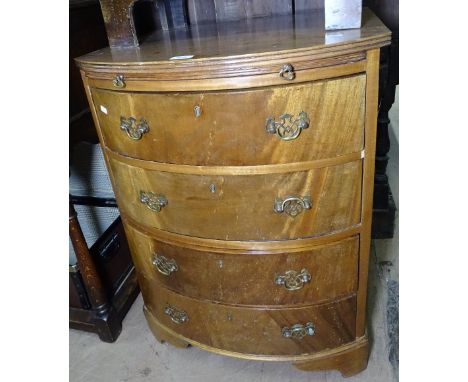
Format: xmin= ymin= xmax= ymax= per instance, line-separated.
xmin=69 ymin=0 xmax=140 ymax=343
xmin=77 ymin=1 xmax=390 ymax=376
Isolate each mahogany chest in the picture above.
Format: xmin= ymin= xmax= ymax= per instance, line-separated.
xmin=77 ymin=6 xmax=390 ymax=376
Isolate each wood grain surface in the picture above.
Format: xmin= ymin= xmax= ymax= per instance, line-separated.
xmin=76 ymin=8 xmax=390 ymax=70
xmin=141 ymin=285 xmax=356 ymax=356
xmin=210 ymin=0 xmax=293 ymax=21
xmin=77 ymin=8 xmax=390 ymax=373
xmin=143 ymin=304 xmax=368 ymax=365
xmin=108 ymin=157 xmax=362 ymax=241
xmin=122 ymin=215 xmax=362 ymax=253
xmin=356 ymin=48 xmax=380 ymax=337
xmin=92 ymin=74 xmax=365 ymax=165
xmin=98 ymin=0 xmax=139 ymax=48
xmin=293 ymin=332 xmax=369 ymax=376
xmin=125 ymin=224 xmax=359 ymax=306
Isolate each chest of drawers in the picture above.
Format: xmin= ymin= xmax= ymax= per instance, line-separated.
xmin=77 ymin=8 xmax=390 ymax=377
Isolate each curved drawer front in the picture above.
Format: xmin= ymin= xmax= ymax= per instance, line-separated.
xmin=126 ymin=224 xmax=359 ymax=306
xmin=109 ymin=158 xmax=362 ymax=240
xmin=142 ymin=286 xmax=356 ymax=356
xmin=92 ymin=75 xmax=365 ymax=165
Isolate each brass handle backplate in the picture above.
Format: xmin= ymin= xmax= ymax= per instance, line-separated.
xmin=282 ymin=322 xmax=315 ymax=339
xmin=274 ymin=196 xmax=312 ymax=218
xmin=120 ymin=116 xmax=149 ymax=140
xmin=164 ymin=305 xmax=188 ymax=324
xmin=275 ymin=268 xmax=311 ymax=290
xmin=265 ymin=111 xmax=310 ymax=141
xmin=279 ymin=63 xmax=295 ymax=80
xmin=113 ymin=74 xmax=126 ymax=88
xmin=152 ymin=254 xmax=178 ymax=276
xmin=140 ymin=191 xmax=168 ymax=212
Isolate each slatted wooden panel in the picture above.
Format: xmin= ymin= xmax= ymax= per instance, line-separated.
xmin=187 ymin=0 xmax=327 ymax=25
xmin=295 ymin=0 xmax=324 ymax=13
xmin=99 ymin=0 xmax=328 ymax=46
xmin=217 ymin=0 xmax=292 ymax=20
xmin=187 ymin=0 xmax=216 ymax=25
xmin=186 ymin=0 xmax=326 ymax=25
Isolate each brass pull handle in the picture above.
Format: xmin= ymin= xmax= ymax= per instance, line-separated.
xmin=265 ymin=111 xmax=310 ymax=141
xmin=274 ymin=196 xmax=312 ymax=218
xmin=113 ymin=74 xmax=126 ymax=88
xmin=282 ymin=322 xmax=315 ymax=339
xmin=279 ymin=63 xmax=295 ymax=80
xmin=152 ymin=254 xmax=178 ymax=276
xmin=164 ymin=305 xmax=188 ymax=324
xmin=120 ymin=116 xmax=149 ymax=140
xmin=140 ymin=191 xmax=168 ymax=212
xmin=275 ymin=269 xmax=311 ymax=291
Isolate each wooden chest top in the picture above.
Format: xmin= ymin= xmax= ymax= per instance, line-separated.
xmin=76 ymin=8 xmax=390 ymax=77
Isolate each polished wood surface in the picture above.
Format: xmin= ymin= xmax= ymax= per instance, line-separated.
xmin=356 ymin=48 xmax=380 ymax=337
xmin=144 ymin=304 xmax=367 ymax=365
xmin=109 ymin=156 xmax=362 ymax=240
xmin=76 ymin=8 xmax=389 ymax=68
xmin=78 ymin=7 xmax=390 ymax=374
xmin=123 ymin=215 xmax=362 ymax=253
xmin=85 ymin=59 xmax=367 ymax=92
xmin=293 ymin=333 xmax=369 ymax=377
xmin=106 ymin=147 xmax=363 ymax=175
xmin=142 ymin=286 xmax=356 ymax=356
xmin=126 ymin=224 xmax=359 ymax=306
xmin=92 ymin=75 xmax=365 ymax=165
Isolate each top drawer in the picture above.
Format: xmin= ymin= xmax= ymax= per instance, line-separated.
xmin=92 ymin=75 xmax=365 ymax=166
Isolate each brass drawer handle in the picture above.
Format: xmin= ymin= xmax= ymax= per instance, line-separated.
xmin=275 ymin=269 xmax=311 ymax=290
xmin=265 ymin=111 xmax=310 ymax=141
xmin=152 ymin=254 xmax=178 ymax=276
xmin=279 ymin=63 xmax=295 ymax=80
xmin=140 ymin=191 xmax=168 ymax=212
xmin=112 ymin=74 xmax=125 ymax=88
xmin=164 ymin=305 xmax=188 ymax=324
xmin=282 ymin=322 xmax=315 ymax=339
xmin=120 ymin=116 xmax=149 ymax=140
xmin=274 ymin=196 xmax=312 ymax=218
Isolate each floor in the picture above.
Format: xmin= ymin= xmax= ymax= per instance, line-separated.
xmin=70 ymin=90 xmax=399 ymax=382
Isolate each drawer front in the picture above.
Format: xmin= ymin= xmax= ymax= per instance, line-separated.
xmin=126 ymin=224 xmax=359 ymax=306
xmin=141 ymin=286 xmax=356 ymax=356
xmin=92 ymin=75 xmax=365 ymax=165
xmin=109 ymin=158 xmax=362 ymax=240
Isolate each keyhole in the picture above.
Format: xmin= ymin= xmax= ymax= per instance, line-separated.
xmin=209 ymin=184 xmax=216 ymax=193
xmin=194 ymin=105 xmax=202 ymax=118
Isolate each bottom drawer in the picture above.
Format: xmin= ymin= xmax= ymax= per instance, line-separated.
xmin=141 ymin=284 xmax=357 ymax=356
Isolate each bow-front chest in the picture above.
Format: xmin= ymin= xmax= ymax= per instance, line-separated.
xmin=77 ymin=7 xmax=390 ymax=376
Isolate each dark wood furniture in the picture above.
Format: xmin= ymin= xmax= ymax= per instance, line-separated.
xmin=365 ymin=0 xmax=399 ymax=238
xmin=77 ymin=2 xmax=390 ymax=374
xmin=69 ymin=0 xmax=139 ymax=342
xmin=69 ymin=207 xmax=139 ymax=342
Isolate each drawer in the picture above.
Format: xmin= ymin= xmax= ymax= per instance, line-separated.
xmin=126 ymin=224 xmax=359 ymax=306
xmin=92 ymin=75 xmax=365 ymax=165
xmin=109 ymin=158 xmax=362 ymax=240
xmin=141 ymin=286 xmax=356 ymax=356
